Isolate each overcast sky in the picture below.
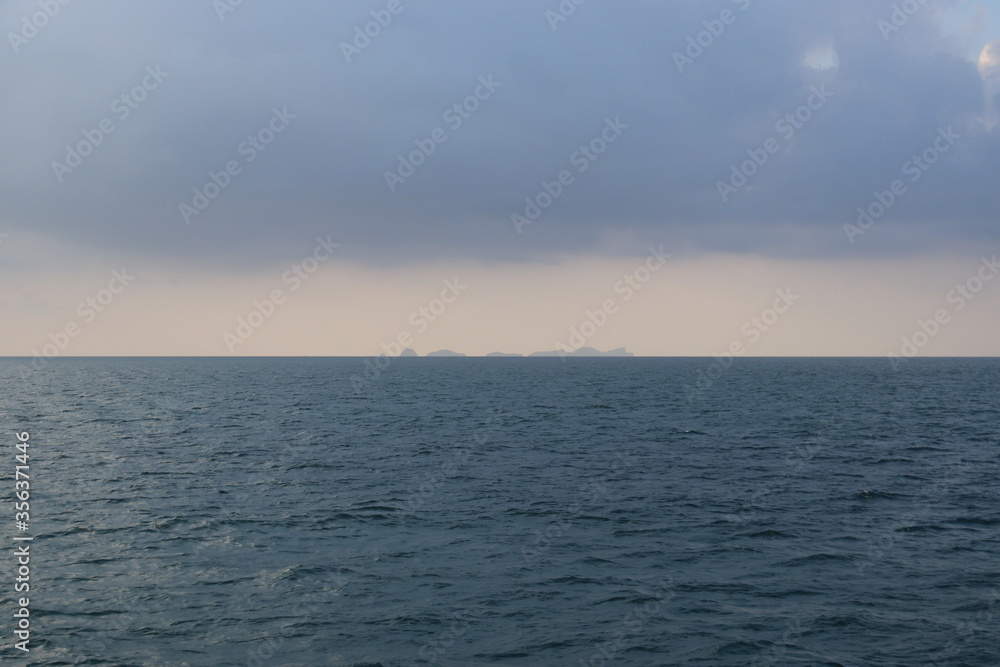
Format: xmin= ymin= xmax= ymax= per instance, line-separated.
xmin=2 ymin=0 xmax=999 ymax=358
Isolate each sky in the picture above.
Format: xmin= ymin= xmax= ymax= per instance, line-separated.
xmin=1 ymin=0 xmax=999 ymax=358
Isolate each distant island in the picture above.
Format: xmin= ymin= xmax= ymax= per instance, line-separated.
xmin=528 ymin=346 xmax=633 ymax=357
xmin=393 ymin=347 xmax=634 ymax=357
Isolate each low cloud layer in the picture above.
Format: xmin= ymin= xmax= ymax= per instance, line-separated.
xmin=2 ymin=0 xmax=998 ymax=268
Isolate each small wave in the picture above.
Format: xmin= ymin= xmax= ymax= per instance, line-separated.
xmin=711 ymin=639 xmax=772 ymax=657
xmin=269 ymin=564 xmax=346 ymax=582
xmin=577 ymin=555 xmax=618 ymax=565
xmin=350 ymin=505 xmax=400 ymax=513
xmin=953 ymin=516 xmax=1000 ymax=526
xmin=545 ymin=575 xmax=604 ymax=586
xmin=747 ymin=529 xmax=795 ymax=539
xmin=314 ymin=513 xmax=361 ymax=525
xmin=895 ymin=523 xmax=947 ymax=532
xmin=71 ymin=557 xmax=118 ymax=565
xmin=756 ymin=588 xmax=821 ymax=598
xmin=781 ymin=553 xmax=851 ymax=566
xmin=856 ymin=490 xmax=899 ymax=499
xmin=812 ymin=614 xmax=867 ymax=628
xmin=193 ymin=576 xmax=256 ymax=586
xmin=504 ymin=507 xmax=557 ymax=517
xmin=144 ymin=516 xmax=186 ymax=531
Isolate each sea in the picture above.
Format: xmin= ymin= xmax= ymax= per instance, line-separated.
xmin=1 ymin=357 xmax=999 ymax=666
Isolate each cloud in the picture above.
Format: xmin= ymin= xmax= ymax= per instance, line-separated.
xmin=1 ymin=0 xmax=997 ymax=269
xmin=981 ymin=39 xmax=1000 ymax=125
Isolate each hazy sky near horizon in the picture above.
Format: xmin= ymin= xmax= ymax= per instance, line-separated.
xmin=2 ymin=0 xmax=999 ymax=358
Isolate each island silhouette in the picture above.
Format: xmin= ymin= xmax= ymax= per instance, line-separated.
xmin=403 ymin=347 xmax=634 ymax=357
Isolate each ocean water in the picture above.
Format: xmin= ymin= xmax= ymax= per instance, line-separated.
xmin=2 ymin=357 xmax=999 ymax=666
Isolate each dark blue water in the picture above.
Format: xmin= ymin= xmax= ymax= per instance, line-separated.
xmin=2 ymin=358 xmax=999 ymax=666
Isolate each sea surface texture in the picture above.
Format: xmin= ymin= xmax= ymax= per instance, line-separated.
xmin=2 ymin=357 xmax=999 ymax=666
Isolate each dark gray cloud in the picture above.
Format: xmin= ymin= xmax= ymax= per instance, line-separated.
xmin=1 ymin=0 xmax=997 ymax=267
